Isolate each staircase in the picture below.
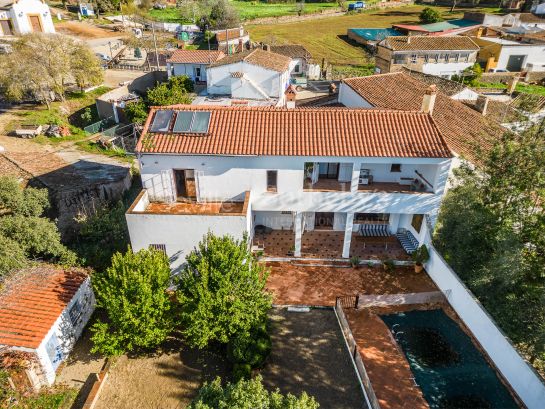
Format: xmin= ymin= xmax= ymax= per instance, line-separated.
xmin=396 ymin=230 xmax=419 ymax=254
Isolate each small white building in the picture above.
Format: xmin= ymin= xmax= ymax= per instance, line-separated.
xmin=206 ymin=48 xmax=292 ymax=106
xmin=0 ymin=0 xmax=55 ymax=36
xmin=214 ymin=27 xmax=250 ymax=54
xmin=0 ymin=266 xmax=94 ymax=387
xmin=473 ymin=36 xmax=545 ymax=72
xmin=166 ymin=49 xmax=225 ymax=82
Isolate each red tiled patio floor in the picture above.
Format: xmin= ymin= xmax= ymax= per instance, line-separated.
xmin=265 ymin=262 xmax=438 ymax=306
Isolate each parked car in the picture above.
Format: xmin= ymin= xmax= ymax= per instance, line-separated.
xmin=348 ymin=1 xmax=366 ymax=11
xmin=95 ymin=53 xmax=111 ymax=62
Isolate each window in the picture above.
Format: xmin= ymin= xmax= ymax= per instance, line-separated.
xmin=444 ymin=54 xmax=450 ymax=63
xmin=68 ymin=300 xmax=82 ymax=326
xmin=461 ymin=53 xmax=469 ymax=62
xmin=0 ymin=19 xmax=13 ymax=36
xmin=150 ymin=244 xmax=167 ymax=254
xmin=267 ymin=170 xmax=278 ymax=192
xmin=294 ymin=64 xmax=301 ymax=73
xmin=424 ymin=54 xmax=429 ymax=63
xmin=393 ymin=54 xmax=406 ymax=65
xmin=411 ymin=214 xmax=424 ymax=233
xmin=434 ymin=54 xmax=439 ymax=63
xmin=410 ymin=54 xmax=417 ymax=63
xmin=454 ymin=53 xmax=459 ymax=63
xmin=390 ymin=164 xmax=401 ymax=173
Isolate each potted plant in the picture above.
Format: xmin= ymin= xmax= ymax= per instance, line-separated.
xmin=350 ymin=255 xmax=360 ymax=268
xmin=412 ymin=244 xmax=430 ymax=273
xmin=382 ymin=258 xmax=395 ymax=273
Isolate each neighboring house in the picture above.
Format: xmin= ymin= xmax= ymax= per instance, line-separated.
xmin=347 ymin=28 xmax=403 ymax=49
xmin=463 ymin=12 xmax=521 ymax=27
xmin=206 ymin=48 xmax=291 ymax=106
xmin=392 ymin=19 xmax=481 ymax=36
xmin=166 ymin=49 xmax=225 ymax=82
xmin=269 ymin=44 xmax=312 ymax=76
xmin=0 ymin=266 xmax=94 ymax=387
xmin=473 ymin=35 xmax=545 ymax=71
xmin=401 ymin=68 xmax=480 ymax=100
xmin=126 ymin=104 xmax=454 ymax=270
xmin=214 ymin=27 xmax=250 ymax=54
xmin=0 ymin=0 xmax=55 ymax=36
xmin=338 ymin=72 xmax=503 ymax=164
xmin=375 ymin=36 xmax=480 ymax=78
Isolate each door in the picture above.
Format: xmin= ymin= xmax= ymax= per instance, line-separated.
xmin=28 ymin=15 xmax=42 ymax=32
xmin=194 ymin=67 xmax=201 ymax=81
xmin=319 ymin=163 xmax=339 ymax=179
xmin=506 ymin=55 xmax=525 ymax=72
xmin=338 ymin=163 xmax=353 ymax=182
xmin=315 ymin=212 xmax=334 ymax=229
xmin=0 ymin=20 xmax=13 ymax=36
xmin=174 ymin=169 xmax=196 ymax=200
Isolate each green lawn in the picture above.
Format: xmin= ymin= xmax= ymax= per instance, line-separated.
xmin=247 ymin=5 xmax=498 ymax=67
xmin=148 ymin=7 xmax=191 ymax=23
xmin=232 ymin=1 xmax=339 ymax=21
xmin=476 ymin=81 xmax=545 ymax=96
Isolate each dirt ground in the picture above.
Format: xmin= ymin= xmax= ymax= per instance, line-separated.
xmin=94 ymin=340 xmax=229 ymax=409
xmin=266 ymin=262 xmax=438 ymax=306
xmin=55 ymin=21 xmax=121 ymax=39
xmin=261 ymin=308 xmax=365 ymax=409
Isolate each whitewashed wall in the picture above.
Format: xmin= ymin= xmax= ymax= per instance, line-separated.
xmin=422 ymin=61 xmax=474 ymax=78
xmin=425 ymin=246 xmax=545 ymax=409
xmin=169 ymin=62 xmax=209 ymax=81
xmin=338 ymin=84 xmax=374 ymax=108
xmin=496 ymin=44 xmax=545 ymax=71
xmin=1 ymin=0 xmax=55 ymax=36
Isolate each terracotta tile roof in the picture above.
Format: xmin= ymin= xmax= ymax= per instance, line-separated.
xmin=167 ymin=49 xmax=225 ymax=64
xmin=0 ymin=267 xmax=88 ymax=349
xmin=462 ymin=99 xmax=527 ymax=124
xmin=137 ymin=105 xmax=452 ymax=158
xmin=518 ymin=13 xmax=545 ymax=23
xmin=269 ymin=45 xmax=312 ymax=61
xmin=342 ymin=73 xmax=504 ymax=162
xmin=381 ymin=36 xmax=479 ymax=51
xmin=208 ymin=48 xmax=291 ymax=72
xmin=215 ymin=28 xmax=248 ymax=42
xmin=401 ymin=68 xmax=471 ymax=97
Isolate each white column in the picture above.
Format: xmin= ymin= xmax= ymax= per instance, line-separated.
xmin=294 ymin=211 xmax=302 ymax=257
xmin=350 ymin=163 xmax=360 ymax=193
xmin=342 ymin=212 xmax=354 ymax=258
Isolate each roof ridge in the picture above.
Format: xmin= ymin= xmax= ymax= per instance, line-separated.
xmin=147 ymin=104 xmax=434 ymax=113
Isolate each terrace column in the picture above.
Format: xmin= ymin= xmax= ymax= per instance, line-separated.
xmin=342 ymin=212 xmax=355 ymax=259
xmin=350 ymin=163 xmax=360 ymax=193
xmin=294 ymin=211 xmax=303 ymax=257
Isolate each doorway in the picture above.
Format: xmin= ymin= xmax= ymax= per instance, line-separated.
xmin=28 ymin=15 xmax=42 ymax=32
xmin=315 ymin=212 xmax=334 ymax=229
xmin=319 ymin=163 xmax=339 ymax=179
xmin=506 ymin=55 xmax=525 ymax=72
xmin=174 ymin=169 xmax=196 ymax=201
xmin=0 ymin=20 xmax=13 ymax=36
xmin=194 ymin=67 xmax=201 ymax=81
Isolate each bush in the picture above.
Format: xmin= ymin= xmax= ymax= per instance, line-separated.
xmin=227 ymin=322 xmax=272 ymax=372
xmin=419 ymin=7 xmax=442 ymax=24
xmin=232 ymin=363 xmax=252 ymax=381
xmin=412 ymin=245 xmax=430 ymax=265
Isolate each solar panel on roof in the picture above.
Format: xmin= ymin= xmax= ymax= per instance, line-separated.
xmin=173 ymin=111 xmax=194 ymax=133
xmin=150 ymin=110 xmax=173 ymax=132
xmin=191 ymin=112 xmax=211 ymax=133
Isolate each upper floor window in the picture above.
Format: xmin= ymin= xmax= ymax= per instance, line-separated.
xmin=444 ymin=54 xmax=450 ymax=63
xmin=411 ymin=214 xmax=424 ymax=233
xmin=461 ymin=53 xmax=469 ymax=62
xmin=424 ymin=54 xmax=430 ymax=63
xmin=294 ymin=64 xmax=301 ymax=73
xmin=410 ymin=54 xmax=417 ymax=63
xmin=393 ymin=54 xmax=406 ymax=65
xmin=390 ymin=164 xmax=402 ymax=173
xmin=267 ymin=170 xmax=278 ymax=192
xmin=454 ymin=53 xmax=460 ymax=63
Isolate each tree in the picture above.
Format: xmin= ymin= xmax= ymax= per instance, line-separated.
xmin=176 ymin=233 xmax=272 ymax=349
xmin=90 ymin=248 xmax=174 ymax=356
xmin=0 ymin=176 xmax=77 ymax=277
xmin=146 ymin=81 xmax=192 ymax=106
xmin=0 ymin=34 xmax=103 ymax=108
xmin=208 ymin=0 xmax=240 ymax=30
xmin=434 ymin=119 xmax=545 ymax=371
xmin=189 ymin=375 xmax=319 ymax=409
xmin=419 ymin=7 xmax=443 ymax=24
xmin=124 ymin=100 xmax=148 ymax=125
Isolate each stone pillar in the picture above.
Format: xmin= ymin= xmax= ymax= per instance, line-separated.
xmin=350 ymin=163 xmax=360 ymax=193
xmin=342 ymin=212 xmax=354 ymax=258
xmin=294 ymin=211 xmax=302 ymax=257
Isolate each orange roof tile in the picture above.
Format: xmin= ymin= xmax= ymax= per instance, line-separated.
xmin=381 ymin=35 xmax=479 ymax=51
xmin=137 ymin=105 xmax=453 ymax=158
xmin=215 ymin=28 xmax=248 ymax=42
xmin=167 ymin=49 xmax=225 ymax=64
xmin=0 ymin=267 xmax=88 ymax=349
xmin=209 ymin=48 xmax=291 ymax=73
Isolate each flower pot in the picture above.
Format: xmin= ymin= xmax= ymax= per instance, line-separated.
xmin=414 ymin=263 xmax=424 ymax=273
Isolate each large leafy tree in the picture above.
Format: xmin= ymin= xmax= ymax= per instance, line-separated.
xmin=176 ymin=233 xmax=272 ymax=349
xmin=419 ymin=7 xmax=443 ymax=24
xmin=90 ymin=248 xmax=174 ymax=356
xmin=189 ymin=375 xmax=319 ymax=409
xmin=0 ymin=176 xmax=76 ymax=277
xmin=434 ymin=119 xmax=545 ymax=372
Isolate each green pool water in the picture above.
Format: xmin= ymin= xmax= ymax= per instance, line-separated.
xmin=381 ymin=309 xmax=519 ymax=409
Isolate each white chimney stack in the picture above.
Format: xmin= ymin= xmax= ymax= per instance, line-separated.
xmin=421 ymin=85 xmax=437 ymax=115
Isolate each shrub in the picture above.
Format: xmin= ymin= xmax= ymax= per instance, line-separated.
xmin=227 ymin=322 xmax=272 ymax=372
xmin=412 ymin=245 xmax=430 ymax=265
xmin=419 ymin=7 xmax=442 ymax=24
xmin=232 ymin=363 xmax=252 ymax=381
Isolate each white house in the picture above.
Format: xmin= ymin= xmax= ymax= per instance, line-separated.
xmin=126 ymin=104 xmax=454 ymax=271
xmin=473 ymin=36 xmax=545 ymax=72
xmin=0 ymin=0 xmax=55 ymax=36
xmin=269 ymin=44 xmax=312 ymax=77
xmin=206 ymin=48 xmax=292 ymax=106
xmin=166 ymin=49 xmax=225 ymax=82
xmin=0 ymin=266 xmax=94 ymax=387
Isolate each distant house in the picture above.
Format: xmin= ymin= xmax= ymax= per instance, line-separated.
xmin=166 ymin=49 xmax=225 ymax=82
xmin=392 ymin=18 xmax=480 ymax=36
xmin=0 ymin=266 xmax=94 ymax=387
xmin=401 ymin=68 xmax=479 ymax=100
xmin=214 ymin=27 xmax=250 ymax=54
xmin=206 ymin=48 xmax=291 ymax=106
xmin=472 ymin=35 xmax=545 ymax=72
xmin=375 ymin=36 xmax=479 ymax=78
xmin=347 ymin=28 xmax=403 ymax=49
xmin=0 ymin=0 xmax=55 ymax=36
xmin=269 ymin=44 xmax=312 ymax=76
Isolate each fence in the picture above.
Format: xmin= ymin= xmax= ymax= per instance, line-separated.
xmin=425 ymin=246 xmax=545 ymax=409
xmin=334 ymin=297 xmax=381 ymax=409
xmin=84 ymin=118 xmax=116 ymax=135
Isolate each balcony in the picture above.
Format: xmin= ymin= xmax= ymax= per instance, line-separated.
xmin=303 ymin=179 xmax=351 ymax=192
xmin=357 ymin=181 xmax=431 ymax=194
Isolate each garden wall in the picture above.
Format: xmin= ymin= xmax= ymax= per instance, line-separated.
xmin=425 ymin=246 xmax=545 ymax=409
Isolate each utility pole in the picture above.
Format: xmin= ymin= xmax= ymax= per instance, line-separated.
xmin=152 ymin=22 xmax=160 ymax=71
xmin=206 ymin=24 xmax=210 ymax=52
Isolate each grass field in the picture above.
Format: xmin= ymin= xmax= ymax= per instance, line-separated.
xmin=247 ymin=5 xmax=494 ymax=68
xmin=232 ymin=1 xmax=339 ymax=20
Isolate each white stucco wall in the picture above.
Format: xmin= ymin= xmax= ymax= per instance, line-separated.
xmin=496 ymin=44 xmax=545 ymax=71
xmin=422 ymin=62 xmax=474 ymax=78
xmin=0 ymin=0 xmax=55 ymax=36
xmin=168 ymin=62 xmax=209 ymax=81
xmin=338 ymin=83 xmax=374 ymax=108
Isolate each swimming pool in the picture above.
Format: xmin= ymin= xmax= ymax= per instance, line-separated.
xmin=381 ymin=309 xmax=519 ymax=409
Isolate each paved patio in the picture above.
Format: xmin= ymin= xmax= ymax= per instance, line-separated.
xmin=266 ymin=262 xmax=438 ymax=306
xmin=254 ymin=230 xmax=410 ymax=260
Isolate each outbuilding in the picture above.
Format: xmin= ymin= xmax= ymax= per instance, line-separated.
xmin=0 ymin=266 xmax=95 ymax=387
xmin=0 ymin=0 xmax=55 ymax=36
xmin=166 ymin=49 xmax=225 ymax=83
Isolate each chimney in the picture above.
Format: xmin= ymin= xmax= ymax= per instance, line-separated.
xmin=407 ymin=36 xmax=411 ymax=44
xmin=475 ymin=95 xmax=489 ymax=116
xmin=239 ymin=26 xmax=244 ymax=37
xmin=421 ymin=85 xmax=437 ymax=115
xmin=506 ymin=76 xmax=519 ymax=94
xmin=477 ymin=27 xmax=483 ymax=38
xmin=285 ymin=85 xmax=296 ymax=109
